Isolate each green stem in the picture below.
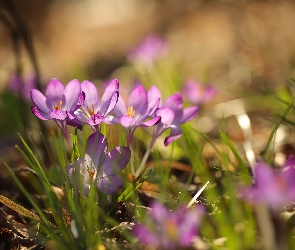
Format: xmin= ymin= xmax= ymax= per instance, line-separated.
xmin=127 ymin=132 xmax=135 ymax=175
xmin=135 ymin=137 xmax=156 ymax=176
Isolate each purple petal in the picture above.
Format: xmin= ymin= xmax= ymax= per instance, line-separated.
xmin=178 ymin=208 xmax=202 ymax=246
xmin=118 ymin=115 xmax=136 ymax=127
xmin=88 ymin=113 xmax=104 ymax=126
xmin=183 ymin=80 xmax=202 ymax=104
xmin=282 ymin=166 xmax=295 ymax=201
xmin=66 ymin=158 xmax=90 ymax=194
xmin=30 ymin=89 xmax=50 ymax=113
xmin=67 ymin=119 xmax=83 ymax=130
xmin=31 ymin=106 xmax=50 ymax=120
xmin=112 ymin=94 xmax=127 ymax=116
xmin=100 ymin=91 xmax=118 ymax=116
xmin=156 ymin=107 xmax=175 ymax=125
xmin=45 ymin=79 xmax=64 ymax=109
xmin=81 ymin=80 xmax=100 ymax=112
xmin=164 ymin=126 xmax=182 ymax=146
xmin=67 ymin=110 xmax=83 ymax=130
xmin=63 ymin=79 xmax=81 ymax=110
xmin=254 ymin=163 xmax=284 ymax=206
xmin=75 ymin=91 xmax=85 ymax=109
xmin=100 ymin=78 xmax=119 ymax=115
xmin=204 ymin=85 xmax=216 ymax=102
xmin=255 ymin=162 xmax=275 ymax=190
xmin=49 ymin=110 xmax=67 ymax=120
xmin=96 ymin=173 xmax=123 ymax=194
xmin=145 ymin=98 xmax=160 ymax=117
xmin=67 ymin=158 xmax=84 ymax=179
xmin=179 ymin=229 xmax=197 ymax=246
xmin=134 ymin=225 xmax=160 ymax=246
xmin=103 ymin=115 xmax=118 ymax=124
xmin=163 ymin=93 xmax=183 ymax=111
xmin=74 ymin=109 xmax=89 ymax=123
xmin=284 ymin=157 xmax=295 ymax=168
xmin=150 ymin=202 xmax=169 ymax=222
xmin=173 ymin=106 xmax=199 ymax=125
xmin=140 ymin=116 xmax=161 ymax=127
xmin=180 ymin=106 xmax=199 ymax=123
xmin=102 ymin=146 xmax=131 ymax=175
xmin=86 ymin=132 xmax=108 ymax=167
xmin=183 ymin=81 xmax=216 ymax=104
xmin=127 ymin=85 xmax=147 ymax=117
xmin=148 ymin=85 xmax=162 ymax=103
xmin=128 ymin=34 xmax=168 ymax=64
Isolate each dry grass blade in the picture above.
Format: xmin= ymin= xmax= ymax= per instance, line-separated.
xmin=0 ymin=195 xmax=40 ymax=221
xmin=0 ymin=195 xmax=60 ymax=232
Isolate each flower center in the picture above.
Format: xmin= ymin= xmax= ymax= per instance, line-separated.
xmin=127 ymin=106 xmax=135 ymax=118
xmin=89 ymin=171 xmax=95 ymax=179
xmin=87 ymin=168 xmax=96 ymax=179
xmin=54 ymin=100 xmax=63 ymax=110
xmin=165 ymin=220 xmax=178 ymax=240
xmin=87 ymin=105 xmax=95 ymax=116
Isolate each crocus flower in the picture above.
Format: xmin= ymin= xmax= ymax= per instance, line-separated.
xmin=153 ymin=92 xmax=199 ymax=146
xmin=30 ymin=78 xmax=85 ymax=140
xmin=111 ymin=83 xmax=161 ymax=132
xmin=242 ymin=160 xmax=295 ymax=211
xmin=182 ymin=79 xmax=216 ymax=105
xmin=9 ymin=73 xmax=37 ymax=101
xmin=66 ymin=132 xmax=131 ymax=195
xmin=74 ymin=79 xmax=119 ymax=131
xmin=134 ymin=202 xmax=203 ymax=250
xmin=127 ymin=34 xmax=168 ymax=65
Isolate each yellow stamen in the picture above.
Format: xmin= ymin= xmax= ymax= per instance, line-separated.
xmin=87 ymin=105 xmax=95 ymax=116
xmin=127 ymin=106 xmax=135 ymax=118
xmin=54 ymin=100 xmax=62 ymax=110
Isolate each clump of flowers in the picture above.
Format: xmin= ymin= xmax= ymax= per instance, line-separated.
xmin=134 ymin=202 xmax=203 ymax=250
xmin=242 ymin=159 xmax=295 ymax=211
xmin=25 ymin=75 xmax=203 ymax=248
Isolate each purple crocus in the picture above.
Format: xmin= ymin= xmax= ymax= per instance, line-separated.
xmin=127 ymin=34 xmax=169 ymax=65
xmin=182 ymin=79 xmax=216 ymax=105
xmin=134 ymin=202 xmax=203 ymax=250
xmin=153 ymin=92 xmax=199 ymax=146
xmin=30 ymin=78 xmax=85 ymax=140
xmin=242 ymin=160 xmax=295 ymax=211
xmin=74 ymin=79 xmax=119 ymax=131
xmin=66 ymin=132 xmax=131 ymax=195
xmin=111 ymin=83 xmax=161 ymax=132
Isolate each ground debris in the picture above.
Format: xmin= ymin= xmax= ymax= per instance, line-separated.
xmin=0 ymin=208 xmax=44 ymax=250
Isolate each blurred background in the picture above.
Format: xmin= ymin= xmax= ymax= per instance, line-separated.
xmin=1 ymin=0 xmax=295 ymax=86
